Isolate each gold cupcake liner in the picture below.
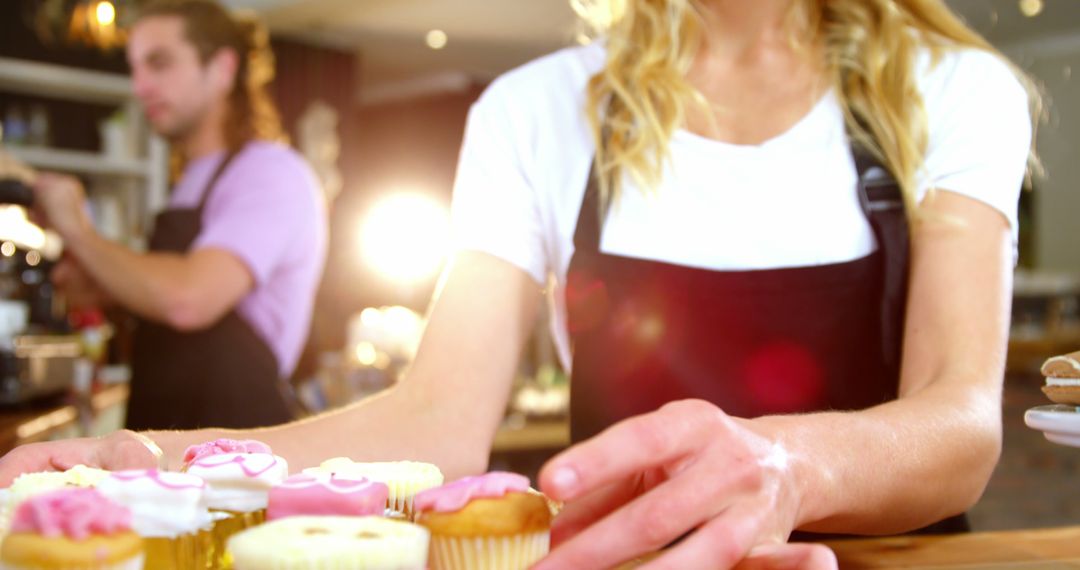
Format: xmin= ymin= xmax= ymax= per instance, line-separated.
xmin=428 ymin=531 xmax=549 ymax=570
xmin=208 ymin=510 xmax=266 ymax=569
xmin=0 ymin=553 xmax=144 ymax=570
xmin=143 ymin=532 xmax=212 ymax=570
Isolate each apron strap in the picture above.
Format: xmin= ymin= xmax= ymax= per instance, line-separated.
xmin=572 ymin=159 xmax=604 ymax=254
xmin=852 ymin=143 xmax=909 ymax=369
xmin=195 ymin=150 xmax=240 ymax=214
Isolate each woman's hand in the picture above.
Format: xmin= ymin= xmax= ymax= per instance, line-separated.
xmin=0 ymin=431 xmax=162 ymax=486
xmin=535 ymin=399 xmax=836 ymax=569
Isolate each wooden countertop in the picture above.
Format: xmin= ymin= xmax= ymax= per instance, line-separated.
xmin=0 ymin=384 xmax=128 ymax=454
xmin=824 ymin=525 xmax=1080 ymax=568
xmin=619 ymin=526 xmax=1080 ymax=568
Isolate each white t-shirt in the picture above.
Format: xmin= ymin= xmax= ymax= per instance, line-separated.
xmin=451 ymin=43 xmax=1032 ymax=369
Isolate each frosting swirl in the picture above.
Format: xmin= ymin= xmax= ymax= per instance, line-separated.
xmin=183 ymin=438 xmax=272 ymax=467
xmin=11 ymin=488 xmax=131 ymax=540
xmin=414 ymin=472 xmax=529 ymax=513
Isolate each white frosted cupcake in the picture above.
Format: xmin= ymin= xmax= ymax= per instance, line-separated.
xmin=182 ymin=439 xmax=288 ymax=569
xmin=227 ymin=516 xmax=428 ymax=570
xmin=303 ymin=459 xmax=443 ymax=518
xmin=96 ymin=469 xmax=213 ymax=570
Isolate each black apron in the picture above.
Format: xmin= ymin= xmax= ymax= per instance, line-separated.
xmin=126 ymin=152 xmax=295 ymax=430
xmin=565 ymin=138 xmax=968 ymax=537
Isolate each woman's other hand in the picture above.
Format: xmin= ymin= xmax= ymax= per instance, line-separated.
xmin=535 ymin=399 xmax=835 ymax=569
xmin=0 ymin=431 xmax=162 ymax=486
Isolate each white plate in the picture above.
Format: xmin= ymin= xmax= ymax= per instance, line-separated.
xmin=1024 ymin=405 xmax=1080 ymax=447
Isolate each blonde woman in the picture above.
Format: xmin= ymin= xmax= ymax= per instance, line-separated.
xmin=0 ymin=0 xmax=1035 ymax=567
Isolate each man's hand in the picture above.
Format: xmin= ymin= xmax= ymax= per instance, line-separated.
xmin=52 ymin=257 xmax=111 ymax=309
xmin=32 ymin=173 xmax=94 ymax=242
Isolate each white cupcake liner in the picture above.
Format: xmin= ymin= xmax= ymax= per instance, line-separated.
xmin=429 ymin=531 xmax=549 ymax=570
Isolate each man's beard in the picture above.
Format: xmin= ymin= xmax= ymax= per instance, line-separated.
xmin=150 ymin=107 xmax=200 ymax=143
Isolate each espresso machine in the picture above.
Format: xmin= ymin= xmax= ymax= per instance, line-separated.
xmin=0 ymin=178 xmax=80 ymax=404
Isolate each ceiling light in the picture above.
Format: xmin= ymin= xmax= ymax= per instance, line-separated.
xmin=426 ymin=30 xmax=448 ymax=50
xmin=1019 ymin=0 xmax=1044 ymax=17
xmin=95 ymin=1 xmax=116 ymax=26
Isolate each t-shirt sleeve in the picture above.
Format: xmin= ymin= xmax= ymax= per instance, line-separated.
xmin=918 ymin=49 xmax=1032 ymax=243
xmin=193 ymin=148 xmax=318 ymax=285
xmin=450 ymin=81 xmax=548 ymax=285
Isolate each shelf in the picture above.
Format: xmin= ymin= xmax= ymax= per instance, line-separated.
xmin=6 ymin=146 xmax=148 ymax=178
xmin=0 ymin=57 xmax=131 ymax=106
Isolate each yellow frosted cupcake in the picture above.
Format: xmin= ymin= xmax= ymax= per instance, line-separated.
xmin=414 ymin=472 xmax=551 ymax=570
xmin=0 ymin=488 xmax=143 ymax=570
xmin=227 ymin=516 xmax=429 ymax=570
xmin=303 ymin=459 xmax=443 ymax=518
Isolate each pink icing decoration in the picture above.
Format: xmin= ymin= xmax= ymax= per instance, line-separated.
xmin=111 ymin=469 xmax=205 ymax=490
xmin=266 ymin=474 xmax=389 ymax=521
xmin=189 ymin=453 xmax=280 ymax=478
xmin=11 ymin=488 xmax=131 ymax=540
xmin=183 ymin=439 xmax=272 ymax=466
xmin=414 ymin=472 xmax=530 ymax=514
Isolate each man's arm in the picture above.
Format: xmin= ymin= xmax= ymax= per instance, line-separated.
xmin=33 ymin=173 xmax=252 ymax=331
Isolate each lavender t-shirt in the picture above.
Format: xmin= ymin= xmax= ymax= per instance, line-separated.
xmin=168 ymin=141 xmax=327 ymax=378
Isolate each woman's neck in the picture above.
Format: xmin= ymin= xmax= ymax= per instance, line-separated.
xmin=696 ymin=0 xmax=808 ymax=62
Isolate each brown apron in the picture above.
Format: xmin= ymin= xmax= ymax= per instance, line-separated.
xmin=126 ymin=152 xmax=294 ymax=430
xmin=566 ymin=137 xmax=968 ymax=537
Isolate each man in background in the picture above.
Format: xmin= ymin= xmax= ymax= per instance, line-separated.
xmin=33 ymin=0 xmax=327 ymax=429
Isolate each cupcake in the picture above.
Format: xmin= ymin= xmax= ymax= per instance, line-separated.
xmin=96 ymin=469 xmax=213 ymax=570
xmin=414 ymin=472 xmax=551 ymax=570
xmin=0 ymin=488 xmax=143 ymax=570
xmin=227 ymin=516 xmax=429 ymax=570
xmin=303 ymin=459 xmax=443 ymax=518
xmin=182 ymin=439 xmax=273 ymax=465
xmin=182 ymin=439 xmax=288 ymax=569
xmin=1 ymin=466 xmax=112 ymax=536
xmin=1041 ymin=349 xmax=1080 ymax=405
xmin=267 ymin=474 xmax=389 ymax=521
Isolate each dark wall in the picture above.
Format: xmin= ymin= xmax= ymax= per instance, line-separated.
xmin=0 ymin=2 xmax=129 ymax=73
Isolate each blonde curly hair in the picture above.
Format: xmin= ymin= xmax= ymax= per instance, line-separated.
xmin=573 ymin=0 xmax=1042 ymax=218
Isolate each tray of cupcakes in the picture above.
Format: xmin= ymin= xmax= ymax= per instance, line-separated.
xmin=0 ymin=439 xmax=555 ymax=569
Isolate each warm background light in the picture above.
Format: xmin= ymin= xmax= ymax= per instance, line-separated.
xmin=95 ymin=1 xmax=117 ymax=26
xmin=360 ymin=193 xmax=450 ymax=283
xmin=425 ymin=29 xmax=448 ymax=50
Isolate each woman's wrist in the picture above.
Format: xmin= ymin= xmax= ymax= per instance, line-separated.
xmin=141 ymin=429 xmax=221 ymax=471
xmin=745 ymin=414 xmax=840 ymax=533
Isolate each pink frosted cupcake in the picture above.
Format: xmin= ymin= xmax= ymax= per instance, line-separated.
xmin=266 ymin=474 xmax=389 ymax=521
xmin=414 ymin=472 xmax=551 ymax=570
xmin=182 ymin=438 xmax=274 ymax=466
xmin=0 ymin=488 xmax=144 ymax=570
